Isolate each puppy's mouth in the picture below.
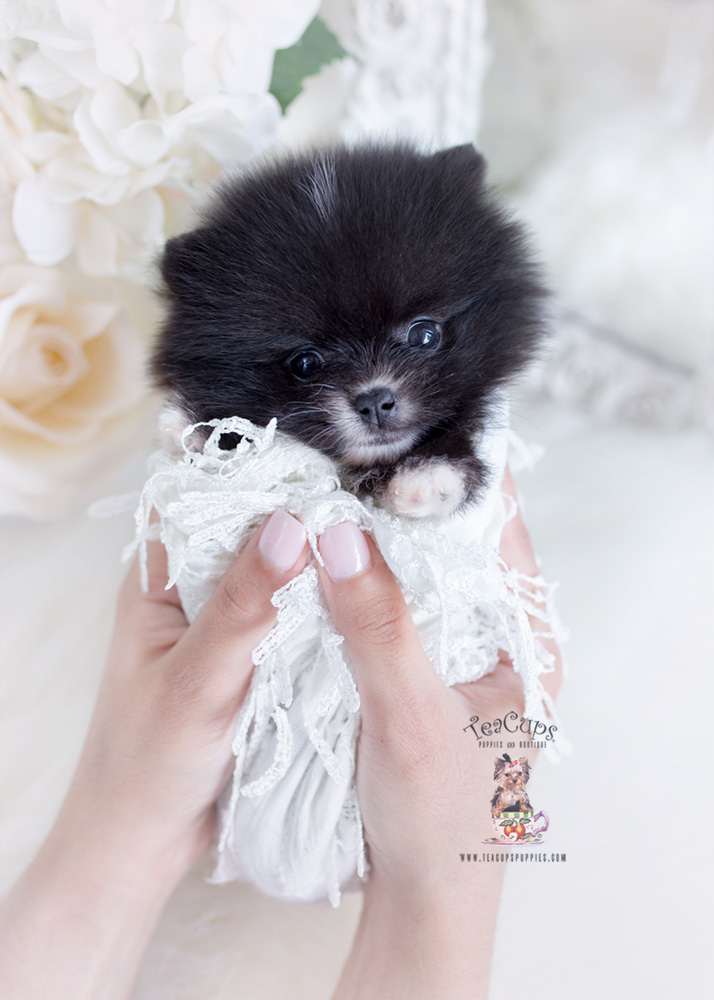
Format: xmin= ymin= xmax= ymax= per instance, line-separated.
xmin=339 ymin=428 xmax=422 ymax=467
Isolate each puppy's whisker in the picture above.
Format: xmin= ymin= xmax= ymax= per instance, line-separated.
xmin=281 ymin=410 xmax=330 ymax=424
xmin=283 ymin=403 xmax=331 ymax=414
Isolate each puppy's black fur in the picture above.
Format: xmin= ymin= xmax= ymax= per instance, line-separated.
xmin=152 ymin=143 xmax=547 ymax=518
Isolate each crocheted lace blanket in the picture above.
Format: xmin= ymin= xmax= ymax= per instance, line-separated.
xmin=119 ymin=411 xmax=564 ymax=906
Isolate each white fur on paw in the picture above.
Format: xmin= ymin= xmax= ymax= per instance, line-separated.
xmin=158 ymin=402 xmax=202 ymax=454
xmin=385 ymin=462 xmax=466 ymax=519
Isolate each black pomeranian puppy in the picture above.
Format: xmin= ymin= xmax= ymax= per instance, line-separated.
xmin=152 ymin=143 xmax=546 ymax=519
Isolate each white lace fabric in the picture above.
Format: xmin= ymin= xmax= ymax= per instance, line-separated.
xmin=118 ymin=411 xmax=564 ymax=906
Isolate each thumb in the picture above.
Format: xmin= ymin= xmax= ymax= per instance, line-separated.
xmin=317 ymin=522 xmax=446 ymax=730
xmin=179 ymin=509 xmax=309 ymax=710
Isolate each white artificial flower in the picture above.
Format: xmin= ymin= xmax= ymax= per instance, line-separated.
xmin=12 ymin=178 xmax=166 ymax=278
xmin=2 ymin=0 xmax=321 ymax=109
xmin=0 ymin=79 xmax=36 ymax=186
xmin=180 ymin=0 xmax=321 ymax=100
xmin=1 ymin=1 xmax=175 ymax=102
xmin=4 ymin=78 xmax=278 ymax=274
xmin=227 ymin=0 xmax=322 ymax=51
xmin=0 ymin=177 xmax=22 ymax=264
xmin=0 ymin=0 xmax=322 ymax=277
xmin=0 ymin=262 xmax=154 ymax=517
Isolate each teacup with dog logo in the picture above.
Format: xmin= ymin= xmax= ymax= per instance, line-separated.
xmin=491 ymin=809 xmax=549 ymax=843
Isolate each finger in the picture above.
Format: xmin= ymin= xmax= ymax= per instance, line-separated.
xmin=144 ymin=509 xmax=184 ymax=607
xmin=317 ymin=522 xmax=446 ymax=729
xmin=498 ymin=466 xmax=563 ymax=702
xmin=117 ymin=514 xmax=183 ymax=619
xmin=499 ymin=465 xmax=539 ymax=578
xmin=178 ymin=510 xmax=309 ymax=700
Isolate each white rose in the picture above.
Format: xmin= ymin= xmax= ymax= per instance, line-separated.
xmin=0 ymin=263 xmax=155 ymax=517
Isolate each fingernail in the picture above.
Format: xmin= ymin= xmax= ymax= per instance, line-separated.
xmin=258 ymin=510 xmax=307 ymax=571
xmin=319 ymin=522 xmax=371 ymax=581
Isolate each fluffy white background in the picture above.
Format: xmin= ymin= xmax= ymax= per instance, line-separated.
xmin=1 ymin=0 xmax=713 ymax=997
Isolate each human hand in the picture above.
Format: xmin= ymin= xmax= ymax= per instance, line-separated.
xmin=68 ymin=508 xmax=312 ymax=877
xmin=0 ymin=466 xmax=559 ymax=1000
xmin=0 ymin=509 xmax=310 ymax=1000
xmin=318 ymin=466 xmax=562 ymax=999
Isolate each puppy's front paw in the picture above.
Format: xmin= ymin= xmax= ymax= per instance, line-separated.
xmin=385 ymin=461 xmax=466 ymax=519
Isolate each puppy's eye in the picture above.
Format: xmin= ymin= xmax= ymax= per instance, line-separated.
xmin=407 ymin=319 xmax=441 ymax=349
xmin=288 ymin=349 xmax=324 ymax=379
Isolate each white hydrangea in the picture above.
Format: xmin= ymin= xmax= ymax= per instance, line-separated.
xmin=1 ymin=1 xmax=321 ymax=106
xmin=0 ymin=0 xmax=320 ymax=276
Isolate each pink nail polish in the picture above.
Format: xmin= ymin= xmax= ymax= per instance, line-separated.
xmin=259 ymin=510 xmax=306 ymax=571
xmin=319 ymin=522 xmax=371 ymax=581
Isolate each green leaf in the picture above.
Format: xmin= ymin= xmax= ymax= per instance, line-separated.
xmin=269 ymin=17 xmax=347 ymax=113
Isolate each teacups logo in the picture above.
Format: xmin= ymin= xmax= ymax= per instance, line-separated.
xmin=484 ymin=753 xmax=549 ymax=846
xmin=463 ymin=710 xmax=558 ymax=747
xmin=458 ymin=712 xmax=565 ymax=861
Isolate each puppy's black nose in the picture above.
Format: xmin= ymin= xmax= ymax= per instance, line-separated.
xmin=354 ymin=387 xmax=397 ymax=427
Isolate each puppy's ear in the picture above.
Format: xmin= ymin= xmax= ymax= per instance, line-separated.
xmin=433 ymin=144 xmax=487 ymax=186
xmin=494 ymin=757 xmax=506 ymax=778
xmin=160 ymin=229 xmax=211 ymax=297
